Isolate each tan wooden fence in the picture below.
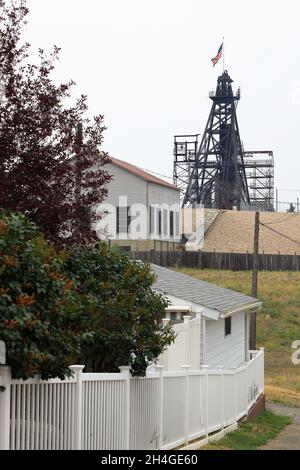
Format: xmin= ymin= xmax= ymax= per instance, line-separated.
xmin=128 ymin=250 xmax=300 ymax=271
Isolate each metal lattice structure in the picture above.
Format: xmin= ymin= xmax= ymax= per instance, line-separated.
xmin=173 ymin=134 xmax=200 ymax=194
xmin=173 ymin=70 xmax=274 ymax=211
xmin=243 ymin=151 xmax=274 ymax=211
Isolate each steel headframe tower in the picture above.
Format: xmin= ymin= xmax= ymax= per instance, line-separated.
xmin=176 ymin=70 xmax=250 ymax=210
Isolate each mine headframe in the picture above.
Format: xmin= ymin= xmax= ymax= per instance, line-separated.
xmin=175 ymin=70 xmax=250 ymax=210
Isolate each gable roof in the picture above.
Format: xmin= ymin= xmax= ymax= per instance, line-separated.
xmin=109 ymin=156 xmax=180 ymax=191
xmin=151 ymin=264 xmax=261 ymax=316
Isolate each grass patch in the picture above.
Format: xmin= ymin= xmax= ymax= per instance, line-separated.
xmin=175 ymin=268 xmax=300 ymax=405
xmin=203 ymin=410 xmax=291 ymax=450
xmin=265 ymin=385 xmax=300 ymax=408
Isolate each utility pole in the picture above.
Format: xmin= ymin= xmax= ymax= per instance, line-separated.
xmin=250 ymin=211 xmax=260 ymax=350
xmin=276 ymin=188 xmax=279 ymax=212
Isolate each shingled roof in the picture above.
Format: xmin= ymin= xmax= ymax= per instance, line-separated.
xmin=151 ymin=264 xmax=261 ymax=316
xmin=110 ymin=156 xmax=180 ymax=191
xmin=202 ymin=209 xmax=300 ymax=255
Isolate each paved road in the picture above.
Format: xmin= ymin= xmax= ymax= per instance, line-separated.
xmin=261 ymin=401 xmax=300 ymax=450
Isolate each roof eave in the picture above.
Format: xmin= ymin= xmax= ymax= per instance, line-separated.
xmin=220 ymin=301 xmax=262 ymax=318
xmin=110 ymin=157 xmax=180 ymax=191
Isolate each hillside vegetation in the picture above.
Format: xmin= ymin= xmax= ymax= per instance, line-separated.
xmin=175 ymin=268 xmax=300 ymax=406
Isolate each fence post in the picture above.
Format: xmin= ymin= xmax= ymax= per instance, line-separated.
xmin=119 ymin=366 xmax=131 ymax=450
xmin=243 ymin=361 xmax=249 ymax=413
xmin=217 ymin=366 xmax=224 ymax=428
xmin=260 ymin=348 xmax=265 ymax=394
xmin=0 ymin=366 xmax=11 ymax=450
xmin=155 ymin=365 xmax=164 ymax=449
xmin=195 ymin=313 xmax=202 ymax=369
xmin=233 ymin=367 xmax=238 ymax=421
xmin=69 ymin=365 xmax=85 ymax=450
xmin=202 ymin=365 xmax=209 ymax=437
xmin=161 ymin=319 xmax=170 ymax=369
xmin=182 ymin=365 xmax=190 ymax=445
xmin=183 ymin=316 xmax=191 ymax=365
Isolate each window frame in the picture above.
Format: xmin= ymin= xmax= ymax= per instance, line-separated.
xmin=170 ymin=211 xmax=174 ymax=238
xmin=158 ymin=209 xmax=162 ymax=236
xmin=224 ymin=316 xmax=232 ymax=337
xmin=116 ymin=206 xmax=131 ymax=234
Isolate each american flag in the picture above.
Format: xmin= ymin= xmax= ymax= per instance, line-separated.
xmin=211 ymin=43 xmax=223 ymax=67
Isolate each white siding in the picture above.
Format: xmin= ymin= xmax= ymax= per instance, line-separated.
xmin=148 ymin=182 xmax=180 ymax=240
xmin=105 ymin=163 xmax=147 ymax=207
xmin=98 ymin=162 xmax=180 ymax=240
xmin=148 ymin=182 xmax=179 ymax=207
xmin=205 ymin=312 xmax=246 ymax=368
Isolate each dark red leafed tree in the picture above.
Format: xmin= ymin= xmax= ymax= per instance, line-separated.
xmin=0 ymin=0 xmax=112 ymax=248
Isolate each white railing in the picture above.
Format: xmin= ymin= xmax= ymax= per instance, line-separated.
xmin=0 ymin=349 xmax=264 ymax=450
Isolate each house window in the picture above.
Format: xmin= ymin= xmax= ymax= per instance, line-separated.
xmin=150 ymin=205 xmax=155 ymax=235
xmin=170 ymin=211 xmax=174 ymax=237
xmin=158 ymin=209 xmax=162 ymax=236
xmin=116 ymin=206 xmax=131 ymax=234
xmin=163 ymin=209 xmax=168 ymax=237
xmin=170 ymin=312 xmax=177 ymax=321
xmin=225 ymin=316 xmax=232 ymax=337
xmin=174 ymin=211 xmax=179 ymax=238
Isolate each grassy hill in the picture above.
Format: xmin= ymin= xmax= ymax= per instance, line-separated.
xmin=175 ymin=268 xmax=300 ymax=406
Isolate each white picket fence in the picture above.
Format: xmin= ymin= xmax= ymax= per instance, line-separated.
xmin=0 ymin=349 xmax=264 ymax=450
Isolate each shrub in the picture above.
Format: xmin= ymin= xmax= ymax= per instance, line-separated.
xmin=64 ymin=244 xmax=175 ymax=376
xmin=0 ymin=211 xmax=89 ymax=379
xmin=0 ymin=212 xmax=174 ymax=379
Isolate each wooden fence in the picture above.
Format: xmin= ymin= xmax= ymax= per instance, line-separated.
xmin=128 ymin=250 xmax=300 ymax=271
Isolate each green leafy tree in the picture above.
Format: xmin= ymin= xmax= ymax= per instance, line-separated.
xmin=65 ymin=244 xmax=175 ymax=376
xmin=0 ymin=211 xmax=90 ymax=379
xmin=0 ymin=212 xmax=175 ymax=378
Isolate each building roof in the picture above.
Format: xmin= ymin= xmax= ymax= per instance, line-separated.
xmin=109 ymin=156 xmax=180 ymax=191
xmin=202 ymin=209 xmax=300 ymax=255
xmin=151 ymin=264 xmax=260 ymax=316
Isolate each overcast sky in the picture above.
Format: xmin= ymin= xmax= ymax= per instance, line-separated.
xmin=23 ymin=0 xmax=300 ymax=210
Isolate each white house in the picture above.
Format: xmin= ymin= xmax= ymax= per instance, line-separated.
xmin=151 ymin=264 xmax=262 ymax=370
xmin=96 ymin=157 xmax=181 ymax=251
xmin=0 ymin=263 xmax=264 ymax=451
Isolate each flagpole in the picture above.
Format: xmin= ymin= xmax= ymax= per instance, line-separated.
xmin=223 ymin=36 xmax=225 ymax=72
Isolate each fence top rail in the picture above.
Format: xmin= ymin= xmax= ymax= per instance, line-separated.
xmin=163 ymin=371 xmax=186 ymax=378
xmin=206 ymin=368 xmax=241 ymax=375
xmin=188 ymin=370 xmax=206 ymax=376
xmin=82 ymin=372 xmax=127 ymax=382
xmin=11 ymin=376 xmax=77 ymax=385
xmin=141 ymin=372 xmax=160 ymax=379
